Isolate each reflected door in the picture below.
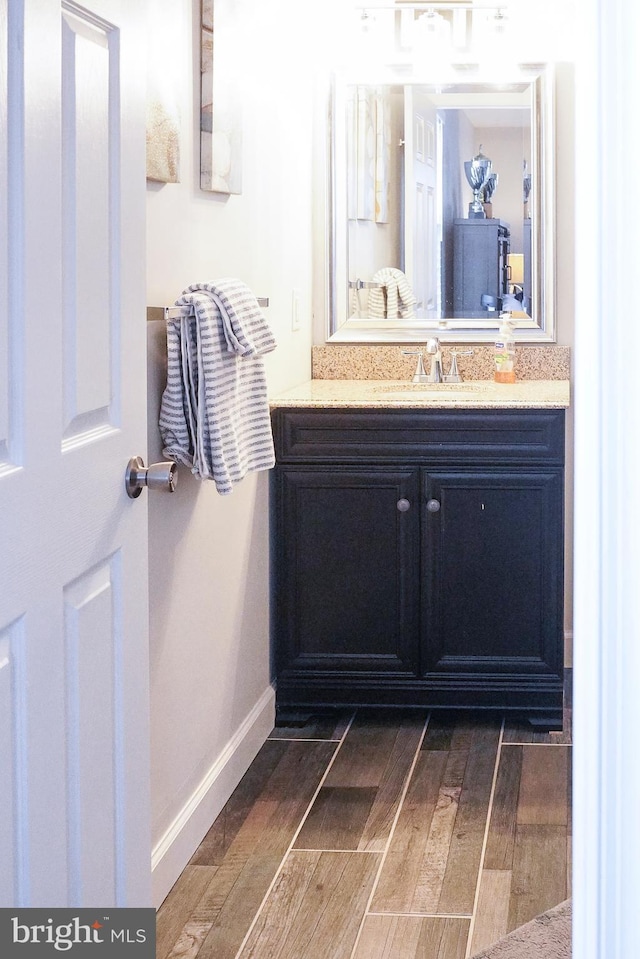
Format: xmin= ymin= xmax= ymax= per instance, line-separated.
xmin=403 ymin=87 xmax=440 ymax=318
xmin=0 ymin=0 xmax=150 ymax=906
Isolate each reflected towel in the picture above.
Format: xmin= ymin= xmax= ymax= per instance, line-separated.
xmin=368 ymin=267 xmax=416 ymax=319
xmin=159 ymin=280 xmax=277 ymax=494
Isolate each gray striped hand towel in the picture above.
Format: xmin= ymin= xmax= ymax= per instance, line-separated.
xmin=368 ymin=267 xmax=416 ymax=319
xmin=159 ymin=280 xmax=277 ymax=494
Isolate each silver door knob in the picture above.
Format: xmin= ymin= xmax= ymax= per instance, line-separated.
xmin=397 ymin=498 xmax=411 ymax=512
xmin=125 ymin=456 xmax=178 ymax=498
xmin=426 ymin=498 xmax=441 ymax=512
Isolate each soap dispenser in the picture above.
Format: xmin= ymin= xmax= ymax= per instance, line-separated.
xmin=494 ymin=313 xmax=516 ymax=383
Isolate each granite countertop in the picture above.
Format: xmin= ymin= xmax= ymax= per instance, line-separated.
xmin=269 ymin=379 xmax=570 ymax=410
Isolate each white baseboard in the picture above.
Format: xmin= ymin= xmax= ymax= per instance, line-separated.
xmin=151 ymin=684 xmax=276 ymax=908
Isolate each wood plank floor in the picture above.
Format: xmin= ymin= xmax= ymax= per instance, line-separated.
xmin=157 ymin=705 xmax=571 ymax=959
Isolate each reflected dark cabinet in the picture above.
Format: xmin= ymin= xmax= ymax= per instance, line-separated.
xmin=271 ymin=407 xmax=565 ymax=727
xmin=452 ymin=218 xmax=510 ymax=317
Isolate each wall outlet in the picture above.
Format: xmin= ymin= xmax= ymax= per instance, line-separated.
xmin=291 ymin=288 xmax=301 ymax=332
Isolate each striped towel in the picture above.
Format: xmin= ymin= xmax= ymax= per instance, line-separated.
xmin=159 ymin=280 xmax=277 ymax=494
xmin=368 ymin=267 xmax=416 ymax=319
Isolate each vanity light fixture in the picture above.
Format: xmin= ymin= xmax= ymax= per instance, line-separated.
xmin=412 ymin=9 xmax=453 ymax=67
xmin=415 ymin=8 xmax=451 ymax=43
xmin=350 ymin=2 xmax=547 ymax=65
xmin=351 ymin=5 xmax=398 ymax=66
xmin=473 ymin=6 xmax=511 ymax=43
xmin=493 ymin=6 xmax=509 ymax=33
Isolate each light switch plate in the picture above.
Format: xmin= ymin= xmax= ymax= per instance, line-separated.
xmin=291 ymin=288 xmax=301 ymax=332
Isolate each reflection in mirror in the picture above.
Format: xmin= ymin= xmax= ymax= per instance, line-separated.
xmin=329 ymin=66 xmax=555 ymax=342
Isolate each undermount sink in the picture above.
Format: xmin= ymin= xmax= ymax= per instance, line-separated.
xmin=375 ymin=382 xmax=493 ymax=400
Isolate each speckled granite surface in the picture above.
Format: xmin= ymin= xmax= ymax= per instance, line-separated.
xmin=270 ymin=379 xmax=570 ymax=409
xmin=311 ymin=344 xmax=571 ymax=381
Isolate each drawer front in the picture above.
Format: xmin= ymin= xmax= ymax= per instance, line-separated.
xmin=273 ymin=408 xmax=565 ymax=466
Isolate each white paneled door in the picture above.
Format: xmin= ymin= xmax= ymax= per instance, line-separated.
xmin=404 ymin=87 xmax=439 ymax=318
xmin=0 ymin=0 xmax=150 ymax=906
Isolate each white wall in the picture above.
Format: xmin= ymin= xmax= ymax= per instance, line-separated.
xmin=572 ymin=1 xmax=640 ymax=952
xmin=474 ymin=126 xmax=530 ymax=252
xmin=145 ymin=0 xmax=315 ymax=905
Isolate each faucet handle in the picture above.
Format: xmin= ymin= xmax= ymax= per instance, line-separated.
xmin=444 ymin=349 xmax=474 ymax=383
xmin=402 ymin=350 xmax=429 ymax=383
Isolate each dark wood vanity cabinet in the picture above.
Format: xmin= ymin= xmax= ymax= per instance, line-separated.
xmin=270 ymin=407 xmax=565 ymax=726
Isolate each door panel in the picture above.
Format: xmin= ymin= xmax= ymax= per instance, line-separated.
xmin=0 ymin=623 xmax=19 ymax=906
xmin=0 ymin=0 xmax=149 ymax=907
xmin=404 ymin=88 xmax=439 ymax=318
xmin=0 ymin=1 xmax=20 ymax=475
xmin=62 ymin=7 xmax=115 ymax=442
xmin=422 ymin=470 xmax=564 ymax=677
xmin=0 ymin=4 xmax=9 ymax=464
xmin=64 ymin=557 xmax=122 ymax=906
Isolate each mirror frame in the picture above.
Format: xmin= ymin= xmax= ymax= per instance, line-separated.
xmin=327 ymin=63 xmax=556 ymax=343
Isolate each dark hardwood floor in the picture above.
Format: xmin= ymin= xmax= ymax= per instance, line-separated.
xmin=157 ymin=703 xmax=571 ymax=959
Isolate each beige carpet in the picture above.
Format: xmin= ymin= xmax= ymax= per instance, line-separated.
xmin=470 ymin=900 xmax=571 ymax=959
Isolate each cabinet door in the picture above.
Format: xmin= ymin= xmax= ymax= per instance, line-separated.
xmin=422 ymin=470 xmax=563 ymax=680
xmin=274 ymin=468 xmax=420 ymax=676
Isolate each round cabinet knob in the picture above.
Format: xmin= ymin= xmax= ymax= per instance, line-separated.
xmin=396 ymin=498 xmax=411 ymax=512
xmin=426 ymin=498 xmax=441 ymax=512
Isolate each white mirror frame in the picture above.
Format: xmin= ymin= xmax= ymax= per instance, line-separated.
xmin=327 ymin=63 xmax=556 ymax=343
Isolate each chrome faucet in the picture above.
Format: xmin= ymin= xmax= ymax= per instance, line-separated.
xmin=403 ymin=342 xmax=474 ymax=384
xmin=425 ymin=338 xmax=443 ymax=383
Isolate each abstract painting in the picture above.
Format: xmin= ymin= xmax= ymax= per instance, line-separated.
xmin=347 ymin=85 xmax=390 ymax=223
xmin=200 ymin=0 xmax=242 ymax=194
xmin=146 ymin=0 xmax=181 ymax=183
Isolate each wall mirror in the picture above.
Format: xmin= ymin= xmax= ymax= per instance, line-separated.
xmin=328 ymin=64 xmax=555 ymax=342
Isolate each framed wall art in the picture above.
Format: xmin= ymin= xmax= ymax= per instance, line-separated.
xmin=200 ymin=0 xmax=242 ymax=194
